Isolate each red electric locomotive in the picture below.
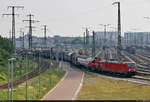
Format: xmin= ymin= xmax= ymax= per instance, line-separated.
xmin=88 ymin=57 xmax=137 ymax=77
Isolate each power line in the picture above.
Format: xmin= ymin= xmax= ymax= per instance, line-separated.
xmin=83 ymin=32 xmax=86 ymax=54
xmin=92 ymin=31 xmax=96 ymax=58
xmin=23 ymin=14 xmax=40 ymax=49
xmin=85 ymin=28 xmax=89 ymax=55
xmin=99 ymin=24 xmax=111 ymax=47
xmin=3 ymin=6 xmax=24 ymax=54
xmin=99 ymin=24 xmax=111 ymax=60
xmin=20 ymin=28 xmax=24 ymax=49
xmin=9 ymin=30 xmax=12 ymax=41
xmin=82 ymin=27 xmax=90 ymax=55
xmin=41 ymin=25 xmax=48 ymax=48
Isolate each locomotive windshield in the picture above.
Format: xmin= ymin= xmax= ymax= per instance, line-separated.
xmin=128 ymin=64 xmax=136 ymax=68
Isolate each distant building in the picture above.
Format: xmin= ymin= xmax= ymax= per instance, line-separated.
xmin=16 ymin=34 xmax=55 ymax=49
xmin=95 ymin=31 xmax=118 ymax=47
xmin=53 ymin=35 xmax=74 ymax=44
xmin=15 ymin=34 xmax=79 ymax=49
xmin=124 ymin=32 xmax=150 ymax=46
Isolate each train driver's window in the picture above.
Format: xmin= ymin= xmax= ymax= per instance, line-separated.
xmin=128 ymin=64 xmax=135 ymax=69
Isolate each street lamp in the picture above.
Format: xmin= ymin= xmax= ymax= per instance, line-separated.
xmin=8 ymin=58 xmax=16 ymax=101
xmin=112 ymin=1 xmax=122 ymax=61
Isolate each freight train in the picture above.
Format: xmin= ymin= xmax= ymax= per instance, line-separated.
xmin=62 ymin=50 xmax=137 ymax=77
xmin=37 ymin=48 xmax=137 ymax=77
xmin=16 ymin=47 xmax=137 ymax=77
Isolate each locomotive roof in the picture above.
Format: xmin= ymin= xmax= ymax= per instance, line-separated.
xmin=103 ymin=60 xmax=136 ymax=64
xmin=104 ymin=60 xmax=122 ymax=64
xmin=77 ymin=55 xmax=91 ymax=59
xmin=123 ymin=62 xmax=136 ymax=64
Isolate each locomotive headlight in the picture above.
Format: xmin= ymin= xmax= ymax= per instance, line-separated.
xmin=129 ymin=69 xmax=135 ymax=72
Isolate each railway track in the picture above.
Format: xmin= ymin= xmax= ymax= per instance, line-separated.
xmin=77 ymin=65 xmax=150 ymax=85
xmin=124 ymin=52 xmax=145 ymax=63
xmin=136 ymin=49 xmax=150 ymax=58
xmin=95 ymin=50 xmax=102 ymax=58
xmin=130 ymin=75 xmax=150 ymax=85
xmin=122 ymin=51 xmax=150 ymax=76
xmin=95 ymin=49 xmax=150 ymax=78
xmin=135 ymin=54 xmax=150 ymax=65
xmin=0 ymin=60 xmax=51 ymax=89
xmin=84 ymin=48 xmax=150 ymax=84
xmin=126 ymin=49 xmax=150 ymax=65
xmin=111 ymin=48 xmax=117 ymax=59
xmin=133 ymin=75 xmax=150 ymax=81
xmin=96 ymin=48 xmax=115 ymax=60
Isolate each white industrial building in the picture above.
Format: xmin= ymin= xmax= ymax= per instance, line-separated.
xmin=124 ymin=32 xmax=150 ymax=46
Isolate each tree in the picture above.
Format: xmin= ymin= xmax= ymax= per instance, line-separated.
xmin=71 ymin=38 xmax=83 ymax=44
xmin=0 ymin=36 xmax=14 ymax=53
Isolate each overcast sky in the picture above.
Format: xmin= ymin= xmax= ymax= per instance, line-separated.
xmin=0 ymin=0 xmax=150 ymax=38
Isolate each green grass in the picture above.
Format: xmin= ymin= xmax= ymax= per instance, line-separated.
xmin=0 ymin=55 xmax=38 ymax=85
xmin=77 ymin=72 xmax=150 ymax=100
xmin=0 ymin=60 xmax=65 ymax=100
xmin=143 ymin=75 xmax=150 ymax=78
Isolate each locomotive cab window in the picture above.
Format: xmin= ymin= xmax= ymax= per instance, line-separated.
xmin=128 ymin=64 xmax=135 ymax=68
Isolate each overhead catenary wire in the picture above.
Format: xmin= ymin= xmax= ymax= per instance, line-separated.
xmin=3 ymin=6 xmax=24 ymax=54
xmin=23 ymin=14 xmax=40 ymax=49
